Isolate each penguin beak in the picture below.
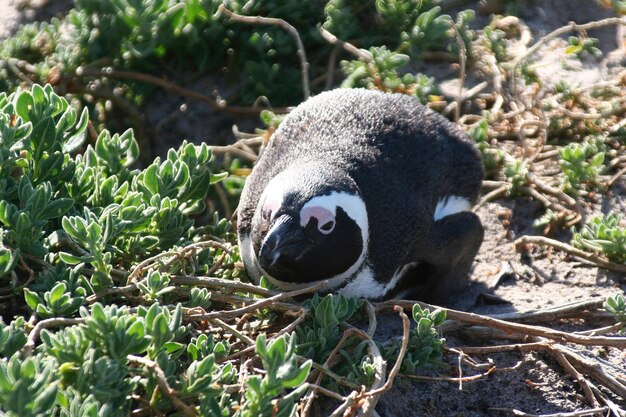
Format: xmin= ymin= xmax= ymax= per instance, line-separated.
xmin=258 ymin=214 xmax=306 ymax=270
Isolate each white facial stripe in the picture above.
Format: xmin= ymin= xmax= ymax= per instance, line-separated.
xmin=301 ymin=192 xmax=368 ymax=239
xmin=238 ymin=234 xmax=262 ymax=284
xmin=434 ymin=195 xmax=471 ymax=221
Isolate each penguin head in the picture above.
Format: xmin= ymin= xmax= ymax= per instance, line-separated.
xmin=249 ymin=164 xmax=369 ymax=286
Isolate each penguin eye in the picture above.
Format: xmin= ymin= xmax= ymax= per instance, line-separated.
xmin=262 ymin=209 xmax=271 ymax=221
xmin=318 ymin=220 xmax=335 ymax=234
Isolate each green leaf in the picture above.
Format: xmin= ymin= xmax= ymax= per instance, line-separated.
xmin=49 ymin=282 xmax=67 ymax=304
xmin=91 ymin=303 xmax=106 ymax=323
xmin=33 ymin=381 xmax=58 ymax=412
xmin=15 ymin=91 xmax=33 ymax=121
xmin=143 ymin=164 xmax=159 ymax=195
xmin=152 ymin=314 xmax=169 ymax=340
xmin=127 ymin=320 xmax=146 ymax=339
xmin=163 ymin=341 xmax=184 ymax=353
xmin=63 ymin=107 xmax=89 ymax=153
xmin=565 ymin=45 xmax=581 ymax=55
xmin=0 ymin=247 xmax=18 ymax=277
xmin=209 ymin=172 xmax=228 ymax=184
xmin=432 ymin=309 xmax=446 ymax=326
xmin=59 ymin=251 xmax=93 ymax=265
xmin=31 ymin=118 xmax=57 ymax=160
xmin=280 ymin=359 xmax=312 ymax=389
xmin=40 ymin=198 xmax=74 ymax=220
xmin=590 ymin=152 xmax=605 ymax=167
xmin=23 ymin=288 xmax=41 ymax=311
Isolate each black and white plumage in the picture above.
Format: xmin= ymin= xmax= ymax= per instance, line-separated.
xmin=237 ymin=88 xmax=484 ymax=301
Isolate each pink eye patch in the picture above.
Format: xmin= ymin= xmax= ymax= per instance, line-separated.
xmin=262 ymin=192 xmax=283 ymax=218
xmin=300 ymin=206 xmax=335 ymax=230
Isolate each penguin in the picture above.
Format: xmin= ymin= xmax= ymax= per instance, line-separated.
xmin=237 ymin=88 xmax=484 ymax=302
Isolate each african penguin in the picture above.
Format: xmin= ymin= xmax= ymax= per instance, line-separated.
xmin=237 ymin=88 xmax=484 ymax=302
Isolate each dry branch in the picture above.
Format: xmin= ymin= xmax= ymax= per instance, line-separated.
xmin=399 ymin=367 xmax=495 ymax=383
xmin=515 ymin=235 xmax=626 ymax=273
xmin=550 ymin=348 xmax=601 ymax=411
xmin=185 ymin=281 xmax=326 ymax=321
xmin=128 ymin=355 xmax=198 ymax=417
xmin=171 ymin=275 xmax=275 ymax=298
xmin=378 ymin=300 xmax=626 ymax=349
xmin=488 ymin=407 xmax=609 ymax=417
xmin=318 ymin=27 xmax=373 ymax=62
xmin=126 ymin=241 xmax=232 ymax=285
xmin=449 ymin=21 xmax=467 ymax=122
xmin=488 ymin=296 xmax=608 ymax=323
xmin=23 ymin=317 xmax=85 ymax=356
xmin=555 ymin=345 xmax=626 ymax=400
xmin=367 ymin=306 xmax=410 ymax=396
xmin=76 ymin=67 xmax=270 ymax=115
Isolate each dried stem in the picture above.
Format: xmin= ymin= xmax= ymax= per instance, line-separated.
xmin=488 ymin=296 xmax=607 ymax=324
xmin=450 ymin=21 xmax=467 ymax=122
xmin=171 ymin=275 xmax=275 ymax=298
xmin=128 ymin=355 xmax=197 ymax=417
xmin=454 ymin=341 xmax=553 ymax=355
xmin=525 ymin=172 xmax=578 ymax=209
xmin=379 ymin=300 xmax=626 ymax=349
xmin=399 ymin=367 xmax=495 ymax=383
xmin=185 ymin=281 xmax=326 ymax=321
xmin=555 ymin=345 xmax=626 ymax=399
xmin=76 ymin=66 xmax=271 ymax=115
xmin=126 ymin=241 xmax=231 ymax=285
xmin=208 ymin=317 xmax=255 ymax=346
xmin=474 ymin=185 xmax=509 ymax=210
xmin=487 ymin=407 xmax=609 ymax=417
xmin=550 ymin=347 xmax=601 ymax=412
xmin=606 ymin=165 xmax=626 ymax=188
xmin=367 ymin=305 xmax=410 ymax=396
xmin=23 ymin=318 xmax=85 ymax=356
xmin=515 ymin=235 xmax=626 ymax=274
xmin=318 ymin=26 xmax=373 ymax=62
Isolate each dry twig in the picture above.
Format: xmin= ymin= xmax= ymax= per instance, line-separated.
xmin=488 ymin=407 xmax=609 ymax=417
xmin=318 ymin=26 xmax=373 ymax=62
xmin=515 ymin=235 xmax=626 ymax=274
xmin=128 ymin=355 xmax=197 ymax=417
xmin=449 ymin=21 xmax=467 ymax=122
xmin=23 ymin=317 xmax=85 ymax=356
xmin=379 ymin=300 xmax=626 ymax=349
xmin=399 ymin=367 xmax=495 ymax=384
xmin=550 ymin=348 xmax=601 ymax=411
xmin=76 ymin=66 xmax=270 ymax=115
xmin=186 ymin=281 xmax=326 ymax=321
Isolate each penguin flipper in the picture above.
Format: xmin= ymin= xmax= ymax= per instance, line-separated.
xmin=394 ymin=211 xmax=484 ymax=303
